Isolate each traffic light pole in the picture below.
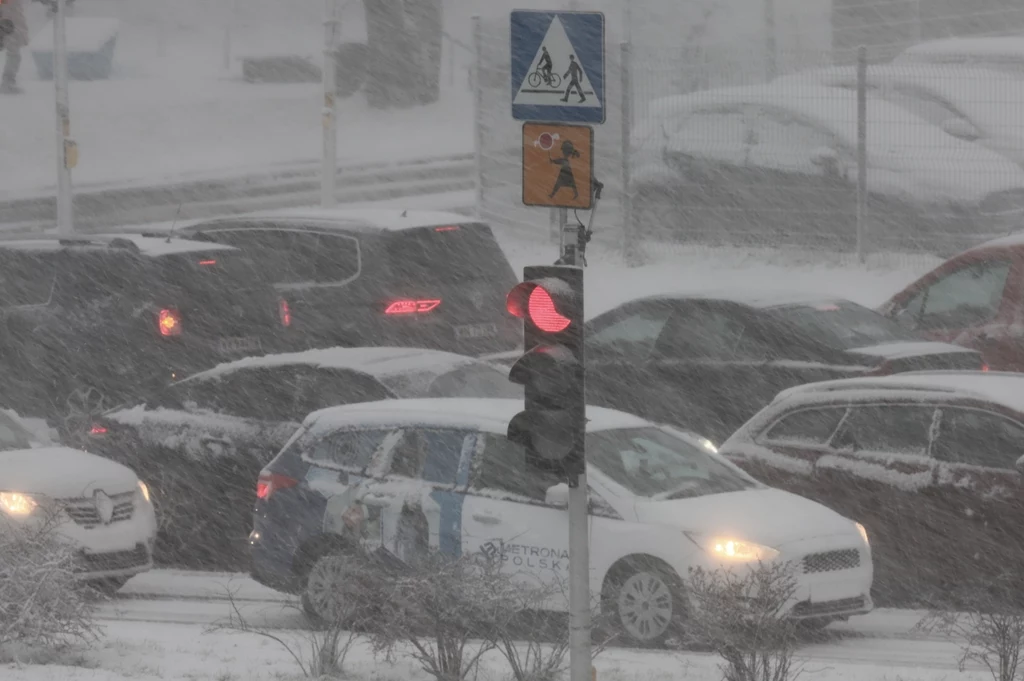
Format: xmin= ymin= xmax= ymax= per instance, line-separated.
xmin=558 ymin=232 xmax=592 ymax=681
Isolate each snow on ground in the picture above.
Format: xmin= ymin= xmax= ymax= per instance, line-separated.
xmin=0 ymin=616 xmax=994 ymax=681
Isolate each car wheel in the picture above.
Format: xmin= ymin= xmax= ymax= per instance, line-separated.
xmin=302 ymin=553 xmax=362 ymax=627
xmin=603 ymin=559 xmax=684 ymax=647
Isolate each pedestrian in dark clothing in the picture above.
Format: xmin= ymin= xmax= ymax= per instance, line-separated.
xmin=561 ymin=54 xmax=585 ymax=103
xmin=0 ymin=0 xmax=28 ymax=94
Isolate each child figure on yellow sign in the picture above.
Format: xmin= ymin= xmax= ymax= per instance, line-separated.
xmin=548 ymin=140 xmax=581 ymax=201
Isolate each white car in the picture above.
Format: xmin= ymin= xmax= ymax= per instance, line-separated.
xmin=250 ymin=398 xmax=873 ymax=646
xmin=0 ymin=409 xmax=157 ymax=592
xmin=775 ymin=64 xmax=1024 ymax=170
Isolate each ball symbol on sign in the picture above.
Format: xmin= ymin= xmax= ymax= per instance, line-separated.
xmin=533 ymin=132 xmax=559 ymax=151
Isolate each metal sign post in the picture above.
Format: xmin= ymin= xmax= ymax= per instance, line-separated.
xmin=54 ymin=0 xmax=74 ymax=235
xmin=512 ymin=14 xmax=605 ymax=680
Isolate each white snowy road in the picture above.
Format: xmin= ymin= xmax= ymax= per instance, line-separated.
xmin=96 ymin=570 xmax=970 ymax=672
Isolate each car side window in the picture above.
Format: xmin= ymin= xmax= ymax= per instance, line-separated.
xmin=427 ymin=364 xmax=523 ymax=399
xmin=832 ymin=404 xmax=938 ymax=456
xmin=761 ymin=407 xmax=848 ymax=445
xmin=586 ymin=304 xmax=674 ymax=361
xmin=887 ymin=86 xmax=965 ymax=128
xmin=213 ymin=367 xmax=308 ymax=421
xmin=655 ymin=305 xmax=772 ymax=362
xmin=306 ymin=428 xmax=394 ymax=470
xmin=296 ymin=369 xmax=395 ymax=413
xmin=668 ymin=109 xmax=751 ymax=166
xmin=749 ymin=112 xmax=838 ymax=174
xmin=0 ymin=251 xmax=56 ymax=307
xmin=933 ymin=409 xmax=1024 ymax=470
xmin=312 ymin=234 xmax=360 ymax=284
xmin=903 ymin=260 xmax=1012 ymax=330
xmin=472 ymin=434 xmax=560 ymax=502
xmin=199 ymin=228 xmax=313 ymax=286
xmin=386 ymin=428 xmax=475 ymax=485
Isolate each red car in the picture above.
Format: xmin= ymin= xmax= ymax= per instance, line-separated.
xmin=881 ymin=232 xmax=1024 ymax=371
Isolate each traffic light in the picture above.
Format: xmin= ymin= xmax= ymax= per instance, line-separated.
xmin=505 ymin=266 xmax=585 ymax=485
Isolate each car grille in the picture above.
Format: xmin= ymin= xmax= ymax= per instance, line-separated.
xmin=791 ymin=596 xmax=866 ymax=618
xmin=76 ymin=543 xmax=150 ymax=573
xmin=803 ymin=549 xmax=860 ymax=574
xmin=60 ymin=491 xmax=135 ymax=528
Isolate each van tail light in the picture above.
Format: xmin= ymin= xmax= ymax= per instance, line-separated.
xmin=982 ymin=363 xmax=990 ymax=372
xmin=157 ymin=308 xmax=182 ymax=337
xmin=279 ymin=299 xmax=292 ymax=327
xmin=88 ymin=424 xmax=108 ymax=436
xmin=384 ymin=299 xmax=441 ymax=315
xmin=256 ymin=471 xmax=299 ymax=501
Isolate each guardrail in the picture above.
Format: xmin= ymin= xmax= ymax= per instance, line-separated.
xmin=0 ymin=153 xmax=475 ymax=233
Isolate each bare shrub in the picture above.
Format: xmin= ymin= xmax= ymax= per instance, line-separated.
xmin=687 ymin=562 xmax=801 ymax=681
xmin=918 ymin=580 xmax=1024 ymax=681
xmin=209 ymin=570 xmax=360 ymax=679
xmin=0 ymin=506 xmax=98 ymax=650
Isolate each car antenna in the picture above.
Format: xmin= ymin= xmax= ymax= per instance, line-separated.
xmin=165 ymin=202 xmax=183 ymax=243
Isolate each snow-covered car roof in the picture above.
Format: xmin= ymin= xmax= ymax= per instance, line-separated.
xmin=963 ymin=228 xmax=1024 ymax=252
xmin=896 ymin=36 xmax=1024 ymax=66
xmin=183 ymin=346 xmax=518 ymax=399
xmin=178 ymin=208 xmax=477 ymax=234
xmin=302 ymin=398 xmax=650 ymax=437
xmin=772 ymin=370 xmax=1024 ymax=414
xmin=0 ymin=233 xmax=240 ymax=257
xmin=627 ymin=288 xmax=849 ymax=310
xmin=655 ymin=81 xmax=1024 ymax=203
xmin=775 ymin=64 xmax=1024 ymax=137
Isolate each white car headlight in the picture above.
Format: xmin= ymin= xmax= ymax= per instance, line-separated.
xmin=687 ymin=532 xmax=780 ymax=562
xmin=137 ymin=481 xmax=151 ymax=504
xmin=0 ymin=491 xmax=38 ymax=516
xmin=855 ymin=522 xmax=869 ymax=547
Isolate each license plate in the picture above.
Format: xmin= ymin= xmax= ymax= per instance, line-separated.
xmin=454 ymin=323 xmax=498 ymax=340
xmin=216 ymin=337 xmax=262 ymax=354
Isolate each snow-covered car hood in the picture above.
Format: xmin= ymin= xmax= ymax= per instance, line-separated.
xmin=630 ymin=487 xmax=859 ymax=547
xmin=0 ymin=446 xmax=137 ymax=498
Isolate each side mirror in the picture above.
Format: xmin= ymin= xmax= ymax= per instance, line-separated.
xmin=1015 ymin=454 xmax=1024 ymax=475
xmin=545 ymin=483 xmax=570 ymax=508
xmin=941 ymin=118 xmax=980 ymax=141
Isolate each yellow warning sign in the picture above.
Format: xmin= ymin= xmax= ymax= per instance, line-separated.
xmin=522 ymin=122 xmax=594 ymax=210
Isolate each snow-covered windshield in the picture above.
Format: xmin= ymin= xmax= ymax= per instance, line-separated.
xmin=587 ymin=427 xmax=754 ymax=499
xmin=767 ymin=301 xmax=918 ymax=350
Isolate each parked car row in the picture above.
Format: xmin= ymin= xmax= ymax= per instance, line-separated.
xmin=632 ymin=43 xmax=1024 ymax=252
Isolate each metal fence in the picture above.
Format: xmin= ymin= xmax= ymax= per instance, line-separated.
xmin=474 ymin=20 xmax=1024 ymax=264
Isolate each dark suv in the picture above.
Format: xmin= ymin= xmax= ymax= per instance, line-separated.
xmin=0 ymin=234 xmax=287 ymax=422
xmin=171 ymin=209 xmax=521 ymax=355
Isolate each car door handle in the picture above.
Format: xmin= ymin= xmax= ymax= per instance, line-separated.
xmin=472 ymin=512 xmax=502 ymax=525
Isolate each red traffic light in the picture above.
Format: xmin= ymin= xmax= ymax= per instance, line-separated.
xmin=507 ymin=281 xmax=572 ymax=333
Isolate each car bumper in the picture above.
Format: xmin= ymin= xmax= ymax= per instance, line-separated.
xmin=778 ymin=535 xmax=874 ymax=621
xmin=55 ymin=500 xmax=158 ymax=581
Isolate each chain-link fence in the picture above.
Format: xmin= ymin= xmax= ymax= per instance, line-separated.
xmin=475 ymin=21 xmax=1024 ymax=264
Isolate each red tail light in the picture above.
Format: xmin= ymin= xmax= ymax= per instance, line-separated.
xmin=88 ymin=424 xmax=108 ymax=436
xmin=158 ymin=308 xmax=182 ymax=337
xmin=982 ymin=363 xmax=991 ymax=372
xmin=279 ymin=299 xmax=292 ymax=327
xmin=434 ymin=225 xmax=459 ymax=232
xmin=384 ymin=299 xmax=441 ymax=315
xmin=198 ymin=259 xmax=217 ymax=266
xmin=256 ymin=471 xmax=298 ymax=501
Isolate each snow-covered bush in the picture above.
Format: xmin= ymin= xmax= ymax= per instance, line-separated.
xmin=687 ymin=562 xmax=801 ymax=681
xmin=0 ymin=508 xmax=97 ymax=650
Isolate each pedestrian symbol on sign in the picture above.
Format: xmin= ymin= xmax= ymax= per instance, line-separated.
xmin=522 ymin=122 xmax=593 ymax=210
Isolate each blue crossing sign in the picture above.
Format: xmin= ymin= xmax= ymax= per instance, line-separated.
xmin=510 ymin=10 xmax=605 ymax=124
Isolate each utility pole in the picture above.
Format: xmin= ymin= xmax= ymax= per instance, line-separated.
xmin=321 ymin=0 xmax=338 ymax=208
xmin=54 ymin=0 xmax=74 ymax=234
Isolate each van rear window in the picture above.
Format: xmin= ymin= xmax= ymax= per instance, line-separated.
xmin=385 ymin=224 xmax=512 ymax=286
xmin=155 ymin=251 xmax=263 ymax=293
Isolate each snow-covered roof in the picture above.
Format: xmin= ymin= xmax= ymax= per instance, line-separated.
xmin=303 ymin=398 xmax=650 ymax=436
xmin=898 ymin=36 xmax=1024 ymax=62
xmin=636 ymin=288 xmax=847 ymax=310
xmin=191 ymin=346 xmax=483 ymax=382
xmin=184 ymin=208 xmax=477 ymax=234
xmin=0 ymin=234 xmax=238 ymax=257
xmin=964 ymin=229 xmax=1024 ymax=252
xmin=775 ymin=370 xmax=1024 ymax=414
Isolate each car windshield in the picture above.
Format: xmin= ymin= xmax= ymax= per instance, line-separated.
xmin=586 ymin=427 xmax=755 ymax=499
xmin=767 ymin=300 xmax=918 ymax=350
